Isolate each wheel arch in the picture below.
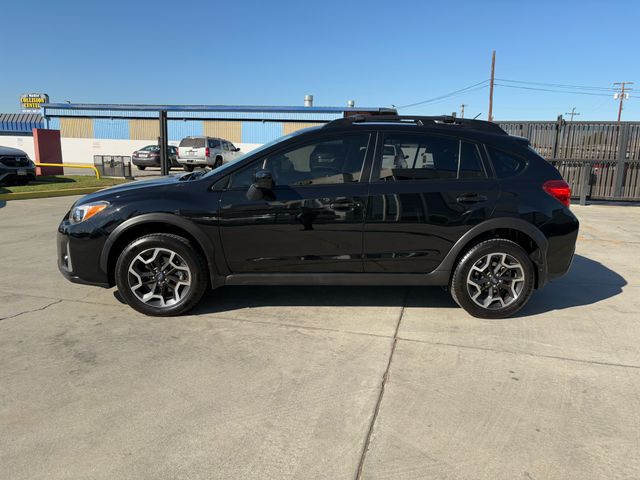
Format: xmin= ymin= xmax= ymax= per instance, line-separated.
xmin=436 ymin=218 xmax=548 ymax=288
xmin=100 ymin=214 xmax=220 ymax=288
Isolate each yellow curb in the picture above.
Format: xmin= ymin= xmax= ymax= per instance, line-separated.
xmin=0 ymin=187 xmax=106 ymax=201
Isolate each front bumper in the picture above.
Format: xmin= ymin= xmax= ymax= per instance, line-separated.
xmin=0 ymin=167 xmax=36 ymax=183
xmin=58 ymin=219 xmax=111 ymax=288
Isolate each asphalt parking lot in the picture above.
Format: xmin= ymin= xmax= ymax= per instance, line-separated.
xmin=1 ymin=196 xmax=639 ymax=480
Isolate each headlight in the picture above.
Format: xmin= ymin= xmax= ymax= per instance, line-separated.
xmin=69 ymin=201 xmax=109 ymax=224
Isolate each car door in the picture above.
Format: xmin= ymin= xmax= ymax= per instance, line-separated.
xmin=363 ymin=131 xmax=499 ymax=273
xmin=218 ymin=132 xmax=373 ymax=273
xmin=226 ymin=141 xmax=240 ymax=161
xmin=222 ymin=141 xmax=233 ymax=162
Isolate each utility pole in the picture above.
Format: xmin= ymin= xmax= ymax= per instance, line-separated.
xmin=614 ymin=82 xmax=633 ymax=124
xmin=565 ymin=107 xmax=580 ymax=122
xmin=488 ymin=50 xmax=496 ymax=122
xmin=460 ymin=104 xmax=467 ymax=118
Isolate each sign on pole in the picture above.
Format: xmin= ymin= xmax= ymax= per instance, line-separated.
xmin=20 ymin=93 xmax=49 ymax=112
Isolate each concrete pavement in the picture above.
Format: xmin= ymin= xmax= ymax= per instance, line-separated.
xmin=0 ymin=196 xmax=639 ymax=479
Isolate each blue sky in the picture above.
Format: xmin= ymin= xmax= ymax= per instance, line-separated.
xmin=2 ymin=0 xmax=638 ymax=120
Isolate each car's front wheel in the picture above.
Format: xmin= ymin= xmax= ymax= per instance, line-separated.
xmin=137 ymin=165 xmax=146 ymax=170
xmin=115 ymin=233 xmax=208 ymax=316
xmin=450 ymin=239 xmax=534 ymax=319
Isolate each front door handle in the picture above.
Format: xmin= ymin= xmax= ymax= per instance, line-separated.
xmin=330 ymin=202 xmax=356 ymax=211
xmin=329 ymin=198 xmax=361 ymax=211
xmin=456 ymin=193 xmax=488 ymax=203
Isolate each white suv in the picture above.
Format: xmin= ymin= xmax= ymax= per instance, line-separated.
xmin=177 ymin=136 xmax=241 ymax=171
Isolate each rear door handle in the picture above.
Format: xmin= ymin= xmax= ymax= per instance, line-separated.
xmin=456 ymin=193 xmax=488 ymax=203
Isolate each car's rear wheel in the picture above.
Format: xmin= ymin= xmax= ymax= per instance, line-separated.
xmin=137 ymin=165 xmax=146 ymax=171
xmin=183 ymin=165 xmax=195 ymax=172
xmin=450 ymin=239 xmax=534 ymax=319
xmin=115 ymin=233 xmax=208 ymax=316
xmin=214 ymin=157 xmax=223 ymax=168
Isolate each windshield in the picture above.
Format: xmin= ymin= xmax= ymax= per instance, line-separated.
xmin=201 ymin=127 xmax=322 ymax=179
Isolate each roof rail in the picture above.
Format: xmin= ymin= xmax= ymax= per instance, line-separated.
xmin=323 ymin=115 xmax=507 ymax=135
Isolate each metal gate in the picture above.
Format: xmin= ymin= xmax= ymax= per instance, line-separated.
xmin=498 ymin=119 xmax=640 ymax=202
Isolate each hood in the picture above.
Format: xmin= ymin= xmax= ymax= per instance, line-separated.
xmin=0 ymin=146 xmax=29 ymax=156
xmin=77 ymin=174 xmax=186 ymax=205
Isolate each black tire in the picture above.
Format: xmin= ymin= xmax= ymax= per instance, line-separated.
xmin=183 ymin=165 xmax=195 ymax=172
xmin=450 ymin=239 xmax=534 ymax=319
xmin=137 ymin=165 xmax=146 ymax=171
xmin=115 ymin=233 xmax=208 ymax=316
xmin=214 ymin=157 xmax=223 ymax=168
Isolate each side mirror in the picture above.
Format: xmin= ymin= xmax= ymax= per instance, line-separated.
xmin=246 ymin=169 xmax=275 ymax=201
xmin=253 ymin=169 xmax=274 ymax=189
xmin=234 ymin=147 xmax=241 ymax=152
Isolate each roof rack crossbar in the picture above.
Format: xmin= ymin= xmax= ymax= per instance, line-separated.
xmin=323 ymin=115 xmax=506 ymax=135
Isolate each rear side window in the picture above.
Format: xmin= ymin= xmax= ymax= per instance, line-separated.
xmin=179 ymin=138 xmax=205 ymax=148
xmin=486 ymin=146 xmax=527 ymax=178
xmin=377 ymin=133 xmax=486 ymax=181
xmin=208 ymin=139 xmax=221 ymax=148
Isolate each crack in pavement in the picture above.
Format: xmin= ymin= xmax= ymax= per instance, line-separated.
xmin=0 ymin=299 xmax=63 ymax=322
xmin=355 ymin=288 xmax=409 ymax=480
xmin=398 ymin=336 xmax=640 ymax=370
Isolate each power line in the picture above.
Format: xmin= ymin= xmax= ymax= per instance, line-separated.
xmin=398 ymin=80 xmax=489 ymax=109
xmin=495 ymin=78 xmax=616 ymax=92
xmin=494 ymin=83 xmax=613 ymax=97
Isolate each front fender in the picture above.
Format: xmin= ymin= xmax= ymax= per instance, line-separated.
xmin=99 ymin=213 xmax=221 ymax=286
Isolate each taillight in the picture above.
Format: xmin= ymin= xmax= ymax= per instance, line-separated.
xmin=543 ymin=180 xmax=571 ymax=207
xmin=205 ymin=147 xmax=210 ymax=157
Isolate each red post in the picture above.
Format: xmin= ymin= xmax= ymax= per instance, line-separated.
xmin=33 ymin=128 xmax=64 ymax=176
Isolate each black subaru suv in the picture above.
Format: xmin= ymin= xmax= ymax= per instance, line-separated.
xmin=58 ymin=115 xmax=578 ymax=319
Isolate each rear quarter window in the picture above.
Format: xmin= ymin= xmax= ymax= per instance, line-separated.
xmin=486 ymin=146 xmax=528 ymax=178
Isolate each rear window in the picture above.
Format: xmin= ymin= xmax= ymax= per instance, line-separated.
xmin=179 ymin=138 xmax=206 ymax=148
xmin=141 ymin=145 xmax=160 ymax=152
xmin=486 ymin=146 xmax=527 ymax=178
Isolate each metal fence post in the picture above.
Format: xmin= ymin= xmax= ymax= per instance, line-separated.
xmin=159 ymin=110 xmax=169 ymax=176
xmin=614 ymin=123 xmax=630 ymax=198
xmin=552 ymin=115 xmax=564 ymax=159
xmin=580 ymin=162 xmax=590 ymax=206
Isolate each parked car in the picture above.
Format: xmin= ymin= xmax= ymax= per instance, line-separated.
xmin=177 ymin=136 xmax=240 ymax=171
xmin=57 ymin=115 xmax=579 ymax=319
xmin=132 ymin=145 xmax=179 ymax=170
xmin=0 ymin=146 xmax=36 ymax=185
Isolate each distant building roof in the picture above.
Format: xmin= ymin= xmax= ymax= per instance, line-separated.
xmin=0 ymin=113 xmax=44 ymax=134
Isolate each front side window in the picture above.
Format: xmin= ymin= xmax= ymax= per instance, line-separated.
xmin=228 ymin=134 xmax=370 ymax=188
xmin=376 ymin=133 xmax=486 ymax=181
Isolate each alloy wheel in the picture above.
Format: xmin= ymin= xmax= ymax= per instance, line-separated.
xmin=466 ymin=252 xmax=525 ymax=310
xmin=127 ymin=247 xmax=192 ymax=307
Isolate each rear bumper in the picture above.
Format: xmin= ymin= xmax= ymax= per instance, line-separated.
xmin=539 ymin=208 xmax=580 ymax=286
xmin=178 ymin=158 xmax=212 ymax=166
xmin=132 ymin=157 xmax=160 ymax=166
